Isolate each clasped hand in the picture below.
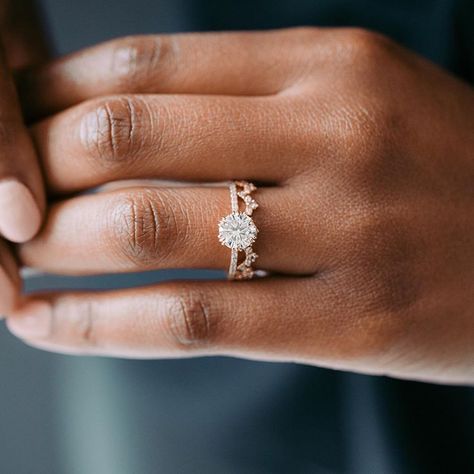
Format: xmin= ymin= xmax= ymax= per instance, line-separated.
xmin=1 ymin=20 xmax=473 ymax=383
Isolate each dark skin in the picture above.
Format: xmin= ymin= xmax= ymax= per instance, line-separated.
xmin=5 ymin=28 xmax=474 ymax=384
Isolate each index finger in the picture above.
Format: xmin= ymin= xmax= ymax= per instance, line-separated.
xmin=16 ymin=29 xmax=318 ymax=119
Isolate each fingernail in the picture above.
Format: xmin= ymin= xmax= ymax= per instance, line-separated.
xmin=0 ymin=180 xmax=41 ymax=242
xmin=0 ymin=265 xmax=16 ymax=314
xmin=7 ymin=301 xmax=52 ymax=339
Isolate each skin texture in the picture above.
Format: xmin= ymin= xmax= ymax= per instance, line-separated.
xmin=0 ymin=0 xmax=48 ymax=313
xmin=7 ymin=28 xmax=474 ymax=384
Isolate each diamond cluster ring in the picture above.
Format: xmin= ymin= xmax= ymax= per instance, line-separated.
xmin=218 ymin=181 xmax=259 ymax=280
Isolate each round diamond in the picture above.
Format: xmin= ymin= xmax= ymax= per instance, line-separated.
xmin=218 ymin=212 xmax=258 ymax=250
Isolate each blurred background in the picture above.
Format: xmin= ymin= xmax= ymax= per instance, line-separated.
xmin=0 ymin=1 xmax=473 ymax=473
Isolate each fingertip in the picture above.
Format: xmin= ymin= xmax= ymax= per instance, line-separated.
xmin=6 ymin=300 xmax=52 ymax=339
xmin=0 ymin=179 xmax=42 ymax=242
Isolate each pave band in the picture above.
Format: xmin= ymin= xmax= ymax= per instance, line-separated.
xmin=218 ymin=181 xmax=259 ymax=280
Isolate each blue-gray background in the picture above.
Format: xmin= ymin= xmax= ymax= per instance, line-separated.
xmin=0 ymin=1 xmax=473 ymax=473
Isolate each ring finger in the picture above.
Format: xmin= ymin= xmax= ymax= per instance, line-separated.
xmin=19 ymin=184 xmax=321 ymax=276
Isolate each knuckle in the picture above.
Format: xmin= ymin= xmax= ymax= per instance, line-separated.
xmin=53 ymin=297 xmax=98 ymax=348
xmin=339 ymin=28 xmax=393 ymax=62
xmin=343 ymin=211 xmax=421 ymax=315
xmin=166 ymin=291 xmax=212 ymax=348
xmin=287 ymin=26 xmax=323 ymax=61
xmin=113 ymin=192 xmax=161 ymax=268
xmin=342 ymin=106 xmax=408 ymax=194
xmin=326 ymin=213 xmax=420 ymax=360
xmin=290 ymin=25 xmax=321 ymax=41
xmin=321 ymin=269 xmax=410 ymax=362
xmin=111 ymin=191 xmax=178 ymax=269
xmin=80 ymin=96 xmax=142 ymax=165
xmin=327 ymin=29 xmax=400 ymax=85
xmin=110 ymin=35 xmax=174 ymax=89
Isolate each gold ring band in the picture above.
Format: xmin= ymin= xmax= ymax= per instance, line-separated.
xmin=218 ymin=181 xmax=259 ymax=280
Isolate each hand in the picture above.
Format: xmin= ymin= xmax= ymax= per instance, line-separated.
xmin=0 ymin=0 xmax=48 ymax=313
xmin=9 ymin=28 xmax=474 ymax=384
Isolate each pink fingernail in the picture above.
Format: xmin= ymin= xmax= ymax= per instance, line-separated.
xmin=0 ymin=266 xmax=16 ymax=314
xmin=0 ymin=180 xmax=41 ymax=242
xmin=7 ymin=301 xmax=52 ymax=339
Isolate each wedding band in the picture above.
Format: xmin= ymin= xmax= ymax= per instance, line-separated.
xmin=218 ymin=181 xmax=259 ymax=280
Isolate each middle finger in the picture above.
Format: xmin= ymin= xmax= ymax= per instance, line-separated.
xmin=32 ymin=94 xmax=306 ymax=194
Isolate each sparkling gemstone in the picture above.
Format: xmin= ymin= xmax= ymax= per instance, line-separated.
xmin=218 ymin=212 xmax=258 ymax=250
